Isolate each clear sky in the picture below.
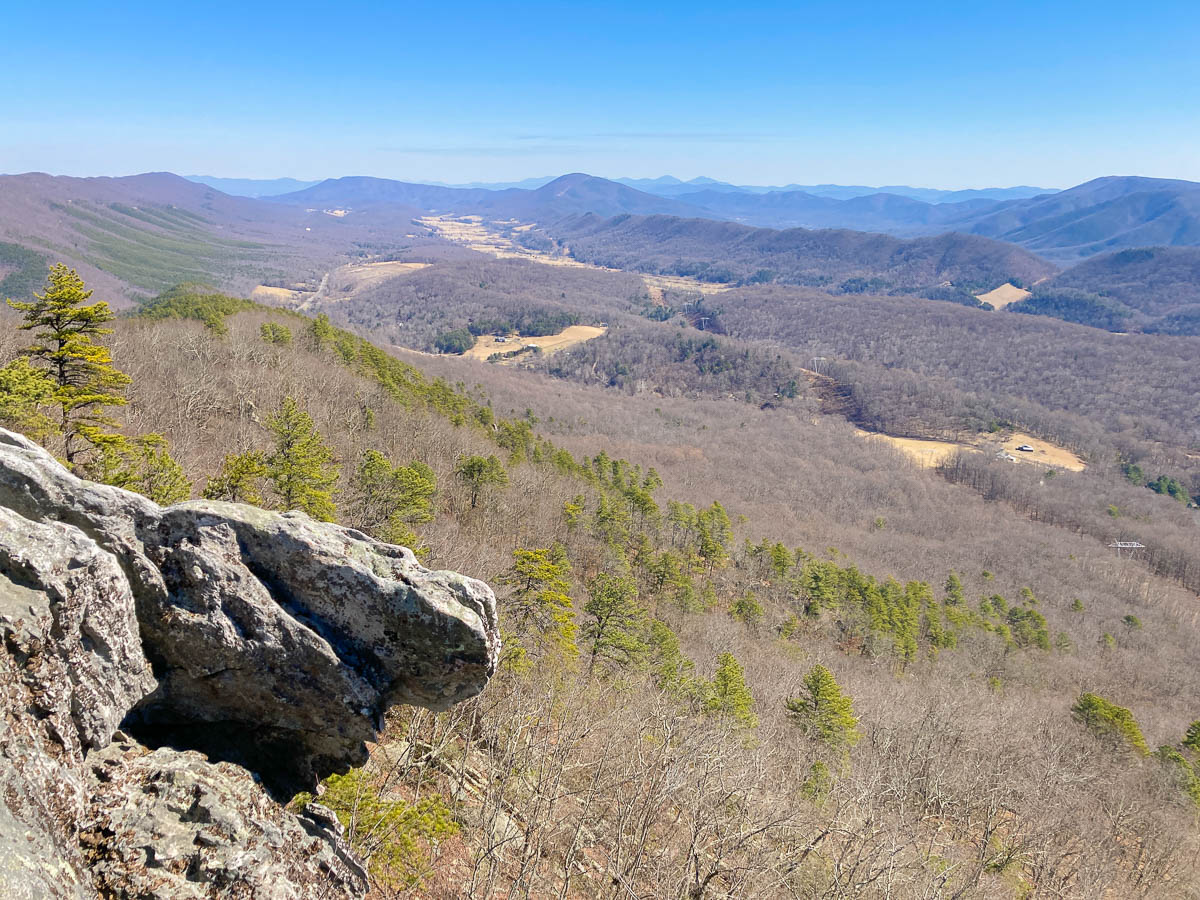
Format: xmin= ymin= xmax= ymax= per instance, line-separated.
xmin=4 ymin=0 xmax=1199 ymax=188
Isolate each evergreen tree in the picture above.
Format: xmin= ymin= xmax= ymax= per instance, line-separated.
xmin=1183 ymin=721 xmax=1200 ymax=755
xmin=347 ymin=450 xmax=437 ymax=543
xmin=203 ymin=450 xmax=268 ymax=505
xmin=454 ymin=454 xmax=508 ymax=508
xmin=7 ymin=265 xmax=130 ymax=465
xmin=582 ymin=573 xmax=646 ymax=673
xmin=1072 ymin=692 xmax=1149 ymax=755
xmin=0 ymin=357 xmax=56 ymax=440
xmin=786 ymin=664 xmax=861 ymax=748
xmin=266 ymin=396 xmax=339 ymax=521
xmin=92 ymin=434 xmax=191 ymax=505
xmin=705 ymin=652 xmax=757 ymax=728
xmin=496 ymin=545 xmax=578 ymax=661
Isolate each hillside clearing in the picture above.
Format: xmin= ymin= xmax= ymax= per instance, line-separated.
xmin=855 ymin=428 xmax=1086 ymax=471
xmin=976 ymin=282 xmax=1031 ymax=308
xmin=464 ymin=325 xmax=607 ymax=361
xmin=855 ymin=430 xmax=975 ymax=468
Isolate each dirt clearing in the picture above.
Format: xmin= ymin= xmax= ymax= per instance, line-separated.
xmin=855 ymin=428 xmax=1085 ymax=472
xmin=464 ymin=325 xmax=607 ymax=362
xmin=976 ymin=283 xmax=1031 ymax=308
xmin=855 ymin=430 xmax=976 ymax=468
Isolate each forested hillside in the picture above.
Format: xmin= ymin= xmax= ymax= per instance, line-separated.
xmin=1011 ymin=246 xmax=1200 ymax=334
xmin=4 ymin=267 xmax=1197 ymax=896
xmin=540 ymin=213 xmax=1058 ymax=298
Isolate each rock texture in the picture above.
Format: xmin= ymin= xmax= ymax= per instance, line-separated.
xmin=0 ymin=428 xmax=500 ymax=898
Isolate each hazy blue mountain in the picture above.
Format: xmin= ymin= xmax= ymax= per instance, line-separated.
xmin=184 ymin=175 xmax=322 ymax=197
xmin=964 ymin=176 xmax=1200 ymax=261
xmin=271 ymin=173 xmax=713 ymax=219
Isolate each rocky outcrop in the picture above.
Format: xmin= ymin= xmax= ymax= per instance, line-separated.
xmin=0 ymin=429 xmax=500 ymax=898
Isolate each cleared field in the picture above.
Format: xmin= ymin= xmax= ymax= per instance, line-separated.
xmin=419 ymin=215 xmax=726 ymax=299
xmin=855 ymin=428 xmax=1086 ymax=472
xmin=976 ymin=282 xmax=1031 ymax=308
xmin=855 ymin=430 xmax=976 ymax=468
xmin=253 ymin=260 xmax=430 ymax=309
xmin=251 ymin=285 xmax=302 ymax=303
xmin=997 ymin=431 xmax=1086 ymax=471
xmin=464 ymin=325 xmax=607 ymax=362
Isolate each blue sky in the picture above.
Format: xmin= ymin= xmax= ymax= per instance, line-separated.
xmin=3 ymin=0 xmax=1199 ymax=188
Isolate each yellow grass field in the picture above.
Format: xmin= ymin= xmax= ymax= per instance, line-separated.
xmin=976 ymin=282 xmax=1032 ymax=308
xmin=463 ymin=325 xmax=607 ymax=361
xmin=855 ymin=430 xmax=975 ymax=468
xmin=251 ymin=285 xmax=302 ymax=303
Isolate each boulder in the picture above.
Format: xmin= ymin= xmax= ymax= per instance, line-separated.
xmin=0 ymin=428 xmax=500 ymax=897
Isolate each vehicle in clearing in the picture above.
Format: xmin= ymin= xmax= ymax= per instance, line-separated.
xmin=1017 ymin=444 xmax=1035 ymax=452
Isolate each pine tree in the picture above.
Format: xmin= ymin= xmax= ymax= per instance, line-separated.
xmin=1185 ymin=721 xmax=1200 ymax=756
xmin=347 ymin=450 xmax=437 ymax=542
xmin=266 ymin=396 xmax=339 ymax=521
xmin=203 ymin=450 xmax=268 ymax=505
xmin=786 ymin=664 xmax=860 ymax=748
xmin=1071 ymin=692 xmax=1149 ymax=755
xmin=705 ymin=652 xmax=757 ymax=728
xmin=92 ymin=434 xmax=191 ymax=505
xmin=454 ymin=454 xmax=508 ymax=509
xmin=582 ymin=573 xmax=646 ymax=673
xmin=7 ymin=265 xmax=130 ymax=465
xmin=497 ymin=545 xmax=578 ymax=661
xmin=0 ymin=357 xmax=56 ymax=440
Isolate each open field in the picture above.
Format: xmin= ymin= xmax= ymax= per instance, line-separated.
xmin=855 ymin=427 xmax=1086 ymax=471
xmin=253 ymin=259 xmax=431 ymax=309
xmin=464 ymin=325 xmax=607 ymax=361
xmin=854 ymin=430 xmax=977 ymax=468
xmin=976 ymin=281 xmax=1031 ymax=308
xmin=998 ymin=431 xmax=1087 ymax=471
xmin=419 ymin=215 xmax=727 ymax=299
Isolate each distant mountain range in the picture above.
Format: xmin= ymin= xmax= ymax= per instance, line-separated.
xmin=185 ymin=175 xmax=322 ymax=197
xmin=269 ymin=172 xmax=1200 ymax=263
xmin=3 ymin=169 xmax=1200 ymax=334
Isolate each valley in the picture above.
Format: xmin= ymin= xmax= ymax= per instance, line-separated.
xmin=0 ymin=169 xmax=1197 ymax=900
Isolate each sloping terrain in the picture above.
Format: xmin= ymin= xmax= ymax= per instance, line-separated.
xmin=1009 ymin=245 xmax=1200 ymax=334
xmin=272 ymin=173 xmax=712 ymax=220
xmin=964 ymin=176 xmax=1200 ymax=261
xmin=0 ymin=172 xmax=372 ymax=304
xmin=542 ymin=212 xmax=1059 ymax=296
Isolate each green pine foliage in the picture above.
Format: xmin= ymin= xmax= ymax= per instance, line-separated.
xmin=318 ymin=768 xmax=458 ymax=891
xmin=265 ymin=396 xmax=339 ymax=521
xmin=785 ymin=664 xmax=861 ymax=748
xmin=705 ymin=652 xmax=757 ymax=728
xmin=346 ymin=450 xmax=437 ymax=548
xmin=454 ymin=454 xmax=509 ymax=509
xmin=7 ymin=264 xmax=131 ymax=465
xmin=203 ymin=451 xmax=268 ymax=505
xmin=1071 ymin=692 xmax=1150 ymax=755
xmin=92 ymin=433 xmax=192 ymax=504
xmin=497 ymin=545 xmax=579 ymax=663
xmin=260 ymin=322 xmax=292 ymax=345
xmin=0 ymin=357 xmax=57 ymax=440
xmin=582 ymin=573 xmax=647 ymax=673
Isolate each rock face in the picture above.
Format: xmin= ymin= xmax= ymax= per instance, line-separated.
xmin=0 ymin=429 xmax=500 ymax=898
